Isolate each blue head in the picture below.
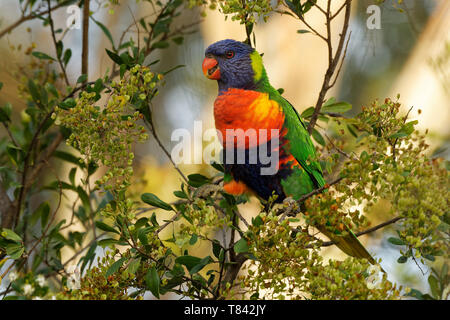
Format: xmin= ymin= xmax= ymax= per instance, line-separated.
xmin=202 ymin=39 xmax=259 ymax=93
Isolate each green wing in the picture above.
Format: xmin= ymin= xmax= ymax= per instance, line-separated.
xmin=269 ymin=92 xmax=325 ymax=197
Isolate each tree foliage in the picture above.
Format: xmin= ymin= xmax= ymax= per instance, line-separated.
xmin=0 ymin=0 xmax=448 ymax=300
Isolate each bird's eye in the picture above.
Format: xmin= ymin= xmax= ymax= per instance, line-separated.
xmin=225 ymin=51 xmax=234 ymax=59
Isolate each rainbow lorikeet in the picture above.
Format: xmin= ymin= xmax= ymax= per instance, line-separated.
xmin=202 ymin=39 xmax=376 ymax=263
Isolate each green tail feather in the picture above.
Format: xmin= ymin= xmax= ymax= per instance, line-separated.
xmin=316 ymin=224 xmax=377 ymax=265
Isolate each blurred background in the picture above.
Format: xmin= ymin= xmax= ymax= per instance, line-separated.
xmin=0 ymin=0 xmax=449 ymax=297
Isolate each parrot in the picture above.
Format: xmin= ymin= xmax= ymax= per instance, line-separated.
xmin=202 ymin=39 xmax=376 ymax=264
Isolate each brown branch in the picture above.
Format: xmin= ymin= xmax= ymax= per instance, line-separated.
xmin=297 ymin=15 xmax=327 ymax=42
xmin=221 ymin=252 xmax=247 ymax=291
xmin=25 ymin=132 xmax=64 ymax=188
xmin=2 ymin=81 xmax=93 ymax=229
xmin=319 ymin=216 xmax=403 ymax=247
xmin=329 ymin=31 xmax=351 ymax=88
xmin=144 ymin=102 xmax=189 ymax=184
xmin=307 ymin=0 xmax=352 ymax=134
xmin=0 ymin=187 xmax=14 ymax=230
xmin=0 ymin=0 xmax=71 ymax=39
xmin=312 ymin=2 xmax=327 ymax=16
xmin=330 ymin=1 xmax=348 ymax=20
xmin=156 ymin=211 xmax=182 ymax=234
xmin=144 ymin=1 xmax=171 ymax=55
xmin=46 ymin=0 xmax=70 ymax=86
xmin=13 ymin=111 xmax=55 ymax=228
xmin=81 ymin=0 xmax=90 ymax=79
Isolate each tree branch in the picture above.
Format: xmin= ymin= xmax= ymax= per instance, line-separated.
xmin=0 ymin=0 xmax=72 ymax=39
xmin=307 ymin=0 xmax=352 ymax=134
xmin=46 ymin=0 xmax=70 ymax=86
xmin=81 ymin=0 xmax=90 ymax=80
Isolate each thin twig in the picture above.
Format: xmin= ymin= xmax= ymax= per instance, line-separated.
xmin=144 ymin=102 xmax=189 ymax=184
xmin=81 ymin=0 xmax=90 ymax=80
xmin=307 ymin=0 xmax=352 ymax=134
xmin=46 ymin=0 xmax=70 ymax=86
xmin=0 ymin=0 xmax=72 ymax=39
xmin=156 ymin=211 xmax=182 ymax=234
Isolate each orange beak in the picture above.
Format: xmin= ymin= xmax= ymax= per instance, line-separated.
xmin=202 ymin=57 xmax=220 ymax=80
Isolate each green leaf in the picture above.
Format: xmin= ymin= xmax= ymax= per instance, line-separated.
xmin=189 ymin=234 xmax=198 ymax=246
xmin=175 ymin=255 xmax=201 ymax=270
xmin=175 ymin=255 xmax=213 ymax=274
xmin=1 ymin=229 xmax=22 ymax=242
xmin=234 ymin=238 xmax=249 ymax=254
xmin=347 ymin=124 xmax=358 ymax=138
xmin=151 ymin=41 xmax=169 ymax=49
xmin=137 ymin=227 xmax=154 ymax=245
xmin=311 ymin=128 xmax=326 ymax=146
xmin=173 ymin=190 xmax=187 ymax=199
xmin=389 ymin=120 xmax=418 ymax=139
xmin=397 ymin=256 xmax=407 ymax=263
xmin=91 ymin=17 xmax=115 ymax=50
xmin=141 ymin=193 xmax=173 ymax=211
xmin=58 ymin=97 xmax=76 ymax=109
xmin=105 ymin=49 xmax=123 ymax=65
xmin=98 ymin=238 xmax=120 ymax=248
xmin=53 ymin=151 xmax=85 ymax=168
xmin=210 ymin=162 xmax=224 ymax=172
xmin=32 ymin=51 xmax=55 ymax=61
xmin=301 ymin=106 xmax=315 ymax=119
xmin=297 ymin=29 xmax=311 ymax=34
xmin=252 ymin=215 xmax=263 ymax=227
xmin=387 ymin=237 xmax=405 ymax=246
xmin=212 ymin=241 xmax=222 ymax=260
xmin=0 ymin=106 xmax=11 ymax=123
xmin=28 ymin=79 xmax=40 ymax=103
xmin=80 ymin=242 xmax=97 ymax=273
xmin=172 ymin=36 xmax=184 ymax=45
xmin=105 ymin=257 xmax=126 ymax=277
xmin=189 ymin=256 xmax=213 ymax=274
xmin=187 ymin=173 xmax=211 ymax=188
xmin=388 ymin=132 xmax=408 ymax=139
xmin=321 ymin=101 xmax=352 ymax=113
xmin=45 ymin=82 xmax=59 ymax=98
xmin=63 ymin=49 xmax=72 ymax=66
xmin=428 ymin=275 xmax=440 ymax=299
xmin=95 ymin=221 xmax=120 ymax=234
xmin=146 ymin=267 xmax=160 ymax=299
xmin=407 ymin=288 xmax=424 ymax=300
xmin=127 ymin=258 xmax=141 ymax=275
xmin=6 ymin=243 xmax=24 ymax=260
xmin=69 ymin=167 xmax=77 ymax=186
xmin=56 ymin=40 xmax=63 ymax=59
xmin=77 ymin=186 xmax=91 ymax=213
xmin=120 ymin=64 xmax=127 ymax=78
xmin=423 ymin=254 xmax=435 ymax=262
xmin=39 ymin=202 xmax=51 ymax=229
xmin=77 ymin=74 xmax=87 ymax=84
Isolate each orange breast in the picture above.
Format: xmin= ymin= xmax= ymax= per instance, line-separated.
xmin=214 ymin=88 xmax=285 ymax=149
